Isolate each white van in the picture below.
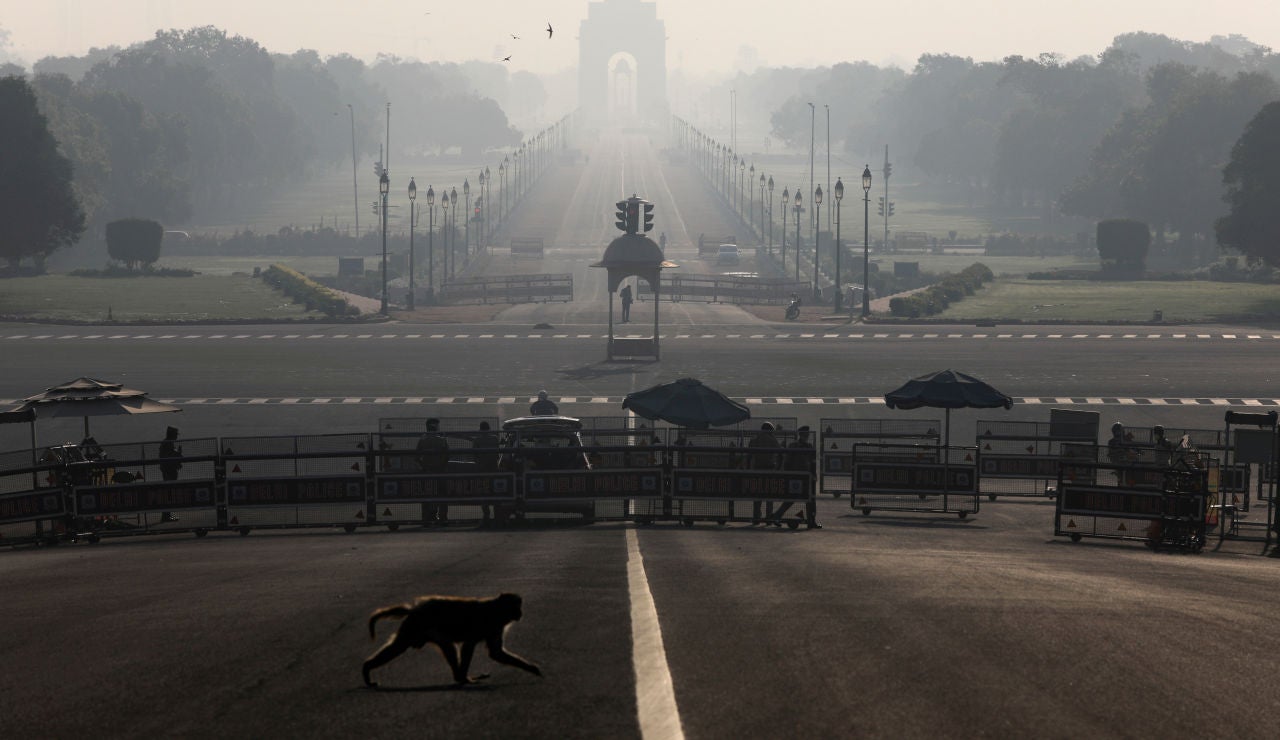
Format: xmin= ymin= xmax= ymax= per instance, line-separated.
xmin=716 ymin=244 xmax=740 ymax=265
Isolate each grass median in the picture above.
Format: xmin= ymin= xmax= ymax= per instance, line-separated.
xmin=934 ymin=279 xmax=1280 ymax=323
xmin=0 ymin=274 xmax=324 ymax=323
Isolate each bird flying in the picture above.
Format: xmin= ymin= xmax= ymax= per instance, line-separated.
xmin=511 ymin=34 xmax=520 ymax=39
xmin=501 ymin=55 xmax=512 ymax=62
xmin=547 ymin=23 xmax=553 ymax=38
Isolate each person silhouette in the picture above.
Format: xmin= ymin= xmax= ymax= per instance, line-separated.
xmin=620 ymin=284 xmax=633 ymax=323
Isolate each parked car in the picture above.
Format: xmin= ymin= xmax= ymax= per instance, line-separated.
xmin=716 ymin=244 xmax=740 ymax=265
xmin=496 ymin=415 xmax=594 ymax=522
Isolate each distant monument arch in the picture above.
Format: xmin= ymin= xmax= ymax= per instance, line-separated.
xmin=579 ymin=0 xmax=668 ymax=123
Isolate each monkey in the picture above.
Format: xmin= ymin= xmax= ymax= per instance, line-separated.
xmin=363 ymin=592 xmax=543 ymax=688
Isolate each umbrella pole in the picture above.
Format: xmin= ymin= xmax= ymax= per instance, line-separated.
xmin=84 ymin=416 xmax=90 ymax=439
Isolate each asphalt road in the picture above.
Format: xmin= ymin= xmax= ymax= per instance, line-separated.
xmin=4 ymin=132 xmax=1279 ymax=739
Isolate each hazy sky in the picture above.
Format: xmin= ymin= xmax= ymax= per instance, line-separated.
xmin=3 ymin=0 xmax=1278 ymax=76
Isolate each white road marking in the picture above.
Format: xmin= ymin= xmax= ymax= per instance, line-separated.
xmin=626 ymin=528 xmax=685 ymax=740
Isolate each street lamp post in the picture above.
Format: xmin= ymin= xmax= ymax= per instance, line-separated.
xmin=500 ymin=158 xmax=508 ymax=221
xmin=440 ymin=191 xmax=450 ymax=287
xmin=347 ymin=103 xmax=359 ymax=235
xmin=378 ymin=169 xmax=390 ymax=315
xmin=408 ymin=177 xmax=417 ymax=310
xmin=739 ymin=159 xmax=745 ymax=218
xmin=781 ymin=187 xmax=789 ymax=266
xmin=463 ymin=178 xmax=471 ymax=261
xmin=749 ymin=164 xmax=755 ymax=235
xmin=833 ymin=177 xmax=844 ymax=313
xmin=449 ymin=187 xmax=458 ymax=278
xmin=793 ymin=191 xmax=803 ymax=282
xmin=862 ymin=165 xmax=873 ymax=319
xmin=477 ymin=171 xmax=486 ymax=248
xmin=813 ymin=185 xmax=823 ymax=301
xmin=766 ymin=176 xmax=774 ymax=255
xmin=758 ymin=172 xmax=765 ymax=245
xmin=426 ymin=185 xmax=435 ymax=301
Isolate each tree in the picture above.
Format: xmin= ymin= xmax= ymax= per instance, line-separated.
xmin=1097 ymin=219 xmax=1151 ymax=278
xmin=105 ymin=218 xmax=163 ymax=269
xmin=1215 ymin=102 xmax=1280 ymax=265
xmin=0 ymin=76 xmax=85 ymax=269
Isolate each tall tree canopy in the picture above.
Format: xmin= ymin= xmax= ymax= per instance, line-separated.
xmin=1215 ymin=102 xmax=1280 ymax=265
xmin=0 ymin=76 xmax=85 ymax=268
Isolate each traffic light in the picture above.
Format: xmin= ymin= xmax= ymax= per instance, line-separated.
xmin=615 ymin=200 xmax=629 ymax=232
xmin=883 ymin=161 xmax=892 ymax=179
xmin=877 ymin=196 xmax=885 ymax=217
xmin=626 ymin=203 xmax=639 ymax=233
xmin=888 ymin=201 xmax=896 ymax=217
xmin=642 ymin=203 xmax=655 ymax=232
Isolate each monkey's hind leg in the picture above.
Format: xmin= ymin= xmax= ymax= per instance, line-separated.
xmin=363 ymin=633 xmax=412 ymax=688
xmin=457 ymin=641 xmax=491 ymax=684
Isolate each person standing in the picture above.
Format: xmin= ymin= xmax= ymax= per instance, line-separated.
xmin=620 ymin=284 xmax=633 ymax=323
xmin=472 ymin=421 xmax=500 ymax=525
xmin=771 ymin=426 xmax=819 ymax=528
xmin=416 ymin=418 xmax=451 ymax=524
xmin=748 ymin=422 xmax=781 ymax=524
xmin=158 ymin=426 xmax=182 ymax=522
xmin=530 ymin=390 xmax=559 ymax=416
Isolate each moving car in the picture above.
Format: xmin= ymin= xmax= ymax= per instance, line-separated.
xmin=716 ymin=244 xmax=740 ymax=265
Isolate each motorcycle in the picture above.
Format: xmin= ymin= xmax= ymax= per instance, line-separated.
xmin=784 ymin=295 xmax=801 ymax=321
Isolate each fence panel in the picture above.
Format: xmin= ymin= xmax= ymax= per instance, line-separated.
xmin=849 ymin=444 xmax=980 ymax=518
xmin=820 ymin=419 xmax=942 ymax=496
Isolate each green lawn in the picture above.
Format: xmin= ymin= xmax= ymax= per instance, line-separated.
xmin=938 ymin=280 xmax=1280 ymax=323
xmin=160 ymin=255 xmax=345 ymax=277
xmin=0 ymin=275 xmax=323 ymax=322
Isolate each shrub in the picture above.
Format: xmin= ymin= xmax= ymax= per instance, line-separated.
xmin=887 ymin=262 xmax=994 ymax=317
xmin=1096 ymin=219 xmax=1150 ymax=279
xmin=261 ymin=264 xmax=359 ymax=318
xmin=105 ymin=218 xmax=164 ymax=269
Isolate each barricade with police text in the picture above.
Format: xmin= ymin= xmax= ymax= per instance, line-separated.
xmin=848 ymin=443 xmax=981 ymax=519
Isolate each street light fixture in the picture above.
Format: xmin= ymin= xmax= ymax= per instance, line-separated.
xmin=833 ymin=177 xmax=844 ymax=313
xmin=378 ymin=168 xmax=390 ymax=315
xmin=749 ymin=163 xmax=755 ymax=231
xmin=758 ymin=172 xmax=766 ymax=246
xmin=408 ymin=177 xmax=417 ymax=311
xmin=426 ymin=185 xmax=435 ymax=301
xmin=477 ymin=170 xmax=486 ymax=248
xmin=861 ymin=164 xmax=873 ymax=319
xmin=813 ymin=185 xmax=823 ymax=301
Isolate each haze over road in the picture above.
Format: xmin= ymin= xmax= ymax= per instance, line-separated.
xmin=3 ymin=131 xmax=1277 ymax=739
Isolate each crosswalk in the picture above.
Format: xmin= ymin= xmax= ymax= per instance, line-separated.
xmin=1 ymin=396 xmax=1274 ymax=407
xmin=0 ymin=331 xmax=1273 ymax=342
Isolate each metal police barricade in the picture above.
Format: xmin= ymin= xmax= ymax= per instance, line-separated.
xmin=975 ymin=411 xmax=1097 ymax=500
xmin=1055 ymin=449 xmax=1213 ymax=551
xmin=849 ymin=443 xmax=980 ymax=519
xmin=0 ymin=447 xmax=69 ymax=545
xmin=574 ymin=426 xmax=665 ymax=521
xmin=376 ymin=417 xmax=502 ymax=526
xmin=375 ymin=418 xmax=512 ymax=528
xmin=669 ymin=427 xmax=816 ymax=528
xmin=63 ymin=438 xmax=220 ymax=541
xmin=820 ymin=419 xmax=941 ymax=497
xmin=223 ymin=433 xmax=370 ymax=534
xmin=1220 ymin=410 xmax=1277 ymax=547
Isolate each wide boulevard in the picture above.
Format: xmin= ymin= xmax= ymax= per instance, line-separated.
xmin=2 ymin=131 xmax=1277 ymax=739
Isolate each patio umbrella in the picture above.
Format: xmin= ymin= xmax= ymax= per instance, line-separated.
xmin=12 ymin=377 xmax=180 ymax=439
xmin=883 ymin=369 xmax=1013 ymax=446
xmin=622 ymin=377 xmax=750 ymax=429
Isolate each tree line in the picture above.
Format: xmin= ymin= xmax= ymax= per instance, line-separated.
xmin=1 ymin=25 xmax=535 ymax=268
xmin=753 ymin=32 xmax=1280 ymax=259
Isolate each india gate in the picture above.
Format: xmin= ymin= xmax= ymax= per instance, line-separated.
xmin=578 ymin=0 xmax=668 ymax=123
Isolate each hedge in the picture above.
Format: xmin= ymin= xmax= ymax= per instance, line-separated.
xmin=261 ymin=264 xmax=359 ymax=318
xmin=888 ymin=263 xmax=993 ymax=318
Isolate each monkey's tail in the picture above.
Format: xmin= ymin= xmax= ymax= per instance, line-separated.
xmin=368 ymin=604 xmax=412 ymax=639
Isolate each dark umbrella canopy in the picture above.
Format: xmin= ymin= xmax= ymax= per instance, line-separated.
xmin=884 ymin=369 xmax=1013 ymax=411
xmin=884 ymin=369 xmax=1013 ymax=446
xmin=14 ymin=377 xmax=180 ymax=437
xmin=622 ymin=377 xmax=750 ymax=429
